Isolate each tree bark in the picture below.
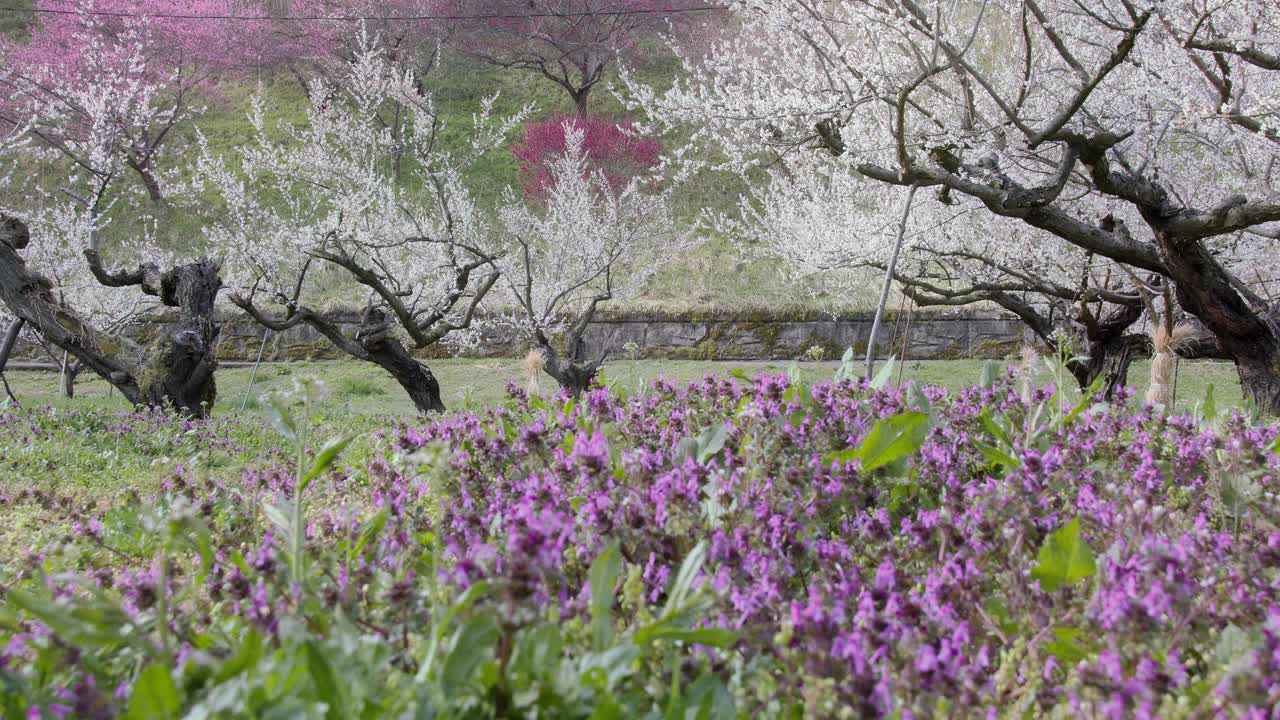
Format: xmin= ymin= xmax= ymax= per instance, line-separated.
xmin=354 ymin=307 xmax=445 ymax=414
xmin=134 ymin=259 xmax=222 ymax=416
xmin=535 ymin=329 xmax=602 ymax=397
xmin=0 ymin=215 xmax=145 ymax=404
xmin=1070 ymin=332 xmax=1144 ymax=399
xmin=127 ymin=156 xmax=165 ymax=203
xmin=0 ymin=316 xmax=23 ymax=373
xmin=571 ymin=86 xmax=591 ymax=117
xmin=1064 ymin=301 xmax=1145 ymax=399
xmin=1151 ymin=232 xmax=1280 ymax=413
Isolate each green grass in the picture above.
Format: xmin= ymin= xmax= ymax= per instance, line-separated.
xmin=0 ymin=356 xmax=1247 ymax=555
xmin=3 ymin=356 xmax=1245 ymax=420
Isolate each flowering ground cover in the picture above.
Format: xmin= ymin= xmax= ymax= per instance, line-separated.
xmin=1 ymin=363 xmax=1278 ymax=718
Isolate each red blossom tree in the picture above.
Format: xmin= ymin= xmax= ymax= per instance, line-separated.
xmin=512 ymin=115 xmax=660 ymax=198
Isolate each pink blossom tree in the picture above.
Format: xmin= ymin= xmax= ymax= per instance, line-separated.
xmin=512 ymin=114 xmax=660 ymax=198
xmin=0 ymin=0 xmax=328 ymax=201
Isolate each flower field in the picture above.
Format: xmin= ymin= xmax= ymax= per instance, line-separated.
xmin=2 ymin=365 xmax=1279 ymax=718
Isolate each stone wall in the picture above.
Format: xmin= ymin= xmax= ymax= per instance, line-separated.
xmin=194 ymin=311 xmax=1030 ymax=362
xmin=12 ymin=310 xmax=1031 ymax=363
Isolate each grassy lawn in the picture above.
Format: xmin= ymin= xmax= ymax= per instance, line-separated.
xmin=0 ymin=355 xmax=1254 ymax=600
xmin=2 ymin=356 xmax=1243 ymax=419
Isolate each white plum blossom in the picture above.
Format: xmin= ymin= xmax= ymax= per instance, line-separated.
xmin=495 ymin=124 xmax=697 ymax=392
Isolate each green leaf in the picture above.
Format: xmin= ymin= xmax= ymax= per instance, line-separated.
xmin=980 ymin=360 xmax=999 ymax=389
xmin=638 ymin=625 xmax=737 ymax=648
xmin=982 ymin=595 xmax=1019 ymax=636
xmin=680 ymin=673 xmax=735 ymax=720
xmin=973 ymin=441 xmax=1019 ymax=471
xmin=696 ymin=424 xmax=728 ymax=464
xmin=442 ymin=617 xmax=499 ymax=692
xmin=1045 ymin=627 xmax=1094 ymax=664
xmin=869 ymin=356 xmax=897 ymax=390
xmin=215 ymin=628 xmax=265 ymax=682
xmin=300 ymin=435 xmax=355 ymax=491
xmin=1031 ymin=518 xmax=1097 ymax=592
xmin=825 ymin=411 xmax=930 ymax=474
xmin=906 ymin=381 xmax=930 ymax=415
xmin=127 ymin=663 xmax=180 ymax=720
xmin=583 ymin=643 xmax=642 ymax=693
xmin=264 ymin=396 xmax=297 ymax=441
xmin=176 ymin=515 xmax=215 ymax=581
xmin=589 ymin=541 xmax=622 ymax=651
xmin=978 ymin=410 xmax=1013 ymax=449
xmin=1215 ymin=624 xmax=1259 ymax=668
xmin=6 ymin=588 xmax=133 ymax=649
xmin=511 ymin=623 xmax=563 ymax=683
xmin=262 ymin=501 xmax=293 ymax=540
xmin=835 ymin=347 xmax=857 ymax=381
xmin=1201 ymin=384 xmax=1217 ymax=420
xmin=662 ymin=541 xmax=708 ymax=617
xmin=351 ymin=508 xmax=388 ymax=559
xmin=304 ymin=641 xmax=345 ymax=719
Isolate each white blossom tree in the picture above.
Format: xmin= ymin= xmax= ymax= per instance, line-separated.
xmin=627 ymin=0 xmax=1280 ymax=411
xmin=496 ymin=124 xmax=694 ymax=394
xmin=730 ymin=152 xmax=1151 ymax=394
xmin=0 ymin=8 xmax=224 ymax=415
xmin=197 ymin=37 xmax=526 ymax=413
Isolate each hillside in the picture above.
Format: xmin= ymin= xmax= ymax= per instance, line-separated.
xmin=1 ymin=17 xmax=884 ymax=315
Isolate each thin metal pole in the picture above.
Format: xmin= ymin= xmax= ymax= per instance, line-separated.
xmin=887 ymin=289 xmax=909 ymax=360
xmin=896 ymin=296 xmax=915 ymax=389
xmin=240 ymin=328 xmax=270 ymax=413
xmin=58 ymin=350 xmax=68 ymax=399
xmin=865 ymin=185 xmax=918 ymax=378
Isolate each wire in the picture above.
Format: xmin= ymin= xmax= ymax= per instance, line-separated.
xmin=0 ymin=2 xmax=728 ymax=22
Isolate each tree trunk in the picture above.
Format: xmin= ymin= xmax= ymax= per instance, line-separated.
xmin=1235 ymin=349 xmax=1280 ymax=413
xmin=0 ymin=215 xmax=145 ymax=404
xmin=61 ymin=362 xmax=83 ymax=400
xmin=356 ymin=308 xmax=445 ymax=414
xmin=1069 ymin=333 xmax=1143 ymax=399
xmin=536 ymin=333 xmax=601 ymax=397
xmin=1064 ymin=301 xmax=1145 ymax=400
xmin=127 ymin=157 xmax=165 ymax=203
xmin=135 ymin=259 xmax=221 ymax=416
xmin=0 ymin=214 xmax=222 ymax=417
xmin=570 ymin=86 xmax=591 ymax=117
xmin=1154 ymin=232 xmax=1280 ymax=414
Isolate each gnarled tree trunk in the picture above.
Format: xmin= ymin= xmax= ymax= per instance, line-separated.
xmin=0 ymin=214 xmax=222 ymax=417
xmin=132 ymin=258 xmax=222 ymax=415
xmin=354 ymin=307 xmax=445 ymax=414
xmin=1149 ymin=230 xmax=1280 ymax=414
xmin=535 ymin=328 xmax=603 ymax=397
xmin=1065 ymin=301 xmax=1145 ymax=399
